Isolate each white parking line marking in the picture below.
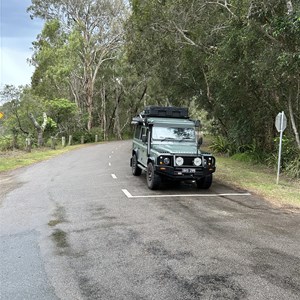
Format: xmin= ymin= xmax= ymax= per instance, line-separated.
xmin=109 ymin=162 xmax=111 ymax=166
xmin=121 ymin=189 xmax=251 ymax=199
xmin=122 ymin=189 xmax=133 ymax=198
xmin=109 ymin=155 xmax=112 ymax=158
xmin=111 ymin=174 xmax=117 ymax=179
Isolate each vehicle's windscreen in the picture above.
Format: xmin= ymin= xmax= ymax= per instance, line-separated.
xmin=152 ymin=126 xmax=195 ymax=141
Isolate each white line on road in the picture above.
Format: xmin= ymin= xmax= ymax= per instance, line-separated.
xmin=121 ymin=189 xmax=251 ymax=199
xmin=111 ymin=174 xmax=117 ymax=179
xmin=122 ymin=189 xmax=133 ymax=198
xmin=109 ymin=162 xmax=111 ymax=166
xmin=109 ymin=155 xmax=112 ymax=158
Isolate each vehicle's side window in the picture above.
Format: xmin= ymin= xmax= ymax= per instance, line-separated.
xmin=135 ymin=126 xmax=142 ymax=139
xmin=141 ymin=127 xmax=148 ymax=142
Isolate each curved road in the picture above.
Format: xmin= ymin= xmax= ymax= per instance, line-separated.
xmin=0 ymin=140 xmax=300 ymax=300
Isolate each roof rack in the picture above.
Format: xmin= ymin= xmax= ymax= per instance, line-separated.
xmin=131 ymin=106 xmax=190 ymax=125
xmin=142 ymin=106 xmax=189 ymax=119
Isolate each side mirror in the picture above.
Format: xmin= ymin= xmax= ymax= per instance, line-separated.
xmin=195 ymin=120 xmax=201 ymax=128
xmin=197 ymin=137 xmax=203 ymax=147
xmin=141 ymin=134 xmax=147 ymax=143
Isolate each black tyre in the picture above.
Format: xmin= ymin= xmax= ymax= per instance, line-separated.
xmin=147 ymin=162 xmax=161 ymax=190
xmin=196 ymin=174 xmax=213 ymax=189
xmin=132 ymin=154 xmax=142 ymax=176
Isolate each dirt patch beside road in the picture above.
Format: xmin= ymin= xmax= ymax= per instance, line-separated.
xmin=0 ymin=172 xmax=21 ymax=204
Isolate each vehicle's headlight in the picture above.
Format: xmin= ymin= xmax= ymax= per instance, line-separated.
xmin=163 ymin=157 xmax=170 ymax=165
xmin=193 ymin=157 xmax=202 ymax=166
xmin=175 ymin=157 xmax=184 ymax=166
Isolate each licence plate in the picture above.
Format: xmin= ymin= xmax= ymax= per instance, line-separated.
xmin=182 ymin=168 xmax=196 ymax=173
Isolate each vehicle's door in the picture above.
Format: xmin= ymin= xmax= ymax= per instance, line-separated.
xmin=133 ymin=124 xmax=142 ymax=157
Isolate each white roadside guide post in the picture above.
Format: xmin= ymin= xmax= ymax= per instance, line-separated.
xmin=275 ymin=111 xmax=287 ymax=184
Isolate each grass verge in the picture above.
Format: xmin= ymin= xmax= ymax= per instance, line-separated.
xmin=214 ymin=154 xmax=300 ymax=209
xmin=0 ymin=145 xmax=83 ymax=173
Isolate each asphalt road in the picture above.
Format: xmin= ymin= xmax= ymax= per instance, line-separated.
xmin=0 ymin=140 xmax=299 ymax=300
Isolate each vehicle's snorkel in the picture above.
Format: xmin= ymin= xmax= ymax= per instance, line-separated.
xmin=148 ymin=123 xmax=153 ymax=157
xmin=194 ymin=120 xmax=202 ymax=156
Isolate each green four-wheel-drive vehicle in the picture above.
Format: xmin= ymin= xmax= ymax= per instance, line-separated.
xmin=130 ymin=106 xmax=216 ymax=190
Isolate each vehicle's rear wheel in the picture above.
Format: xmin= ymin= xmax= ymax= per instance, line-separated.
xmin=132 ymin=154 xmax=142 ymax=176
xmin=196 ymin=174 xmax=213 ymax=189
xmin=147 ymin=162 xmax=161 ymax=190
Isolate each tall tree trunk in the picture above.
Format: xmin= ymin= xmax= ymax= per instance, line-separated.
xmin=87 ymin=95 xmax=93 ymax=131
xmin=101 ymin=85 xmax=107 ymax=140
xmin=134 ymin=84 xmax=147 ymax=115
xmin=84 ymin=61 xmax=94 ymax=131
xmin=11 ymin=128 xmax=18 ymax=150
xmin=288 ymin=91 xmax=300 ymax=151
xmin=29 ymin=112 xmax=47 ymax=147
xmin=113 ymin=92 xmax=122 ymax=140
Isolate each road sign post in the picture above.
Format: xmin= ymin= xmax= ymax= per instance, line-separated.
xmin=275 ymin=111 xmax=287 ymax=184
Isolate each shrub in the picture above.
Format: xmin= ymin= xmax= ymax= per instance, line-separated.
xmin=0 ymin=136 xmax=12 ymax=151
xmin=72 ymin=127 xmax=103 ymax=144
xmin=210 ymin=136 xmax=234 ymax=154
xmin=285 ymin=153 xmax=300 ymax=179
xmin=0 ymin=135 xmax=32 ymax=151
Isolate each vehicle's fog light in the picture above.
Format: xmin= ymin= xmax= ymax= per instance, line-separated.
xmin=175 ymin=157 xmax=184 ymax=166
xmin=163 ymin=157 xmax=170 ymax=165
xmin=193 ymin=157 xmax=202 ymax=166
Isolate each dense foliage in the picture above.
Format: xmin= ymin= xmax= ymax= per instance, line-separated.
xmin=0 ymin=0 xmax=299 ymax=177
xmin=126 ymin=0 xmax=300 ymax=177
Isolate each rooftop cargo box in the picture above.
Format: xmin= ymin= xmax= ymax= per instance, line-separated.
xmin=143 ymin=106 xmax=189 ymax=119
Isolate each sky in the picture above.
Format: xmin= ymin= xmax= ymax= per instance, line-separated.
xmin=0 ymin=0 xmax=44 ymax=89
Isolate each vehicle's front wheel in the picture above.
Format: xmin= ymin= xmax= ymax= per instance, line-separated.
xmin=147 ymin=162 xmax=161 ymax=190
xmin=196 ymin=174 xmax=213 ymax=189
xmin=132 ymin=154 xmax=142 ymax=176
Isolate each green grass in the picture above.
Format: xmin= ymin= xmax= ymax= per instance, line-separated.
xmin=0 ymin=145 xmax=83 ymax=172
xmin=214 ymin=155 xmax=300 ymax=209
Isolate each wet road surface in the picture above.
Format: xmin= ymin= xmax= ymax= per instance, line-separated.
xmin=0 ymin=140 xmax=300 ymax=299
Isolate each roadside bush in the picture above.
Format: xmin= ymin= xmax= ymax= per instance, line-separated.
xmin=86 ymin=127 xmax=103 ymax=143
xmin=0 ymin=136 xmax=12 ymax=151
xmin=121 ymin=130 xmax=133 ymax=140
xmin=275 ymin=136 xmax=298 ymax=164
xmin=210 ymin=135 xmax=300 ymax=177
xmin=266 ymin=136 xmax=300 ymax=178
xmin=285 ymin=153 xmax=300 ymax=179
xmin=209 ymin=136 xmax=234 ymax=155
xmin=72 ymin=127 xmax=103 ymax=144
xmin=0 ymin=135 xmax=30 ymax=151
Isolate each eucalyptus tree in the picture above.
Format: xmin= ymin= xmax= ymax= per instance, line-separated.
xmin=127 ymin=0 xmax=300 ymax=154
xmin=127 ymin=0 xmax=243 ymax=124
xmin=28 ymin=0 xmax=128 ymax=130
xmin=30 ymin=19 xmax=72 ymax=101
xmin=244 ymin=0 xmax=300 ymax=150
xmin=92 ymin=49 xmax=149 ymax=140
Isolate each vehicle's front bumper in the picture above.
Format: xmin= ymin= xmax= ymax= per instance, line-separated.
xmin=154 ymin=165 xmax=215 ymax=180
